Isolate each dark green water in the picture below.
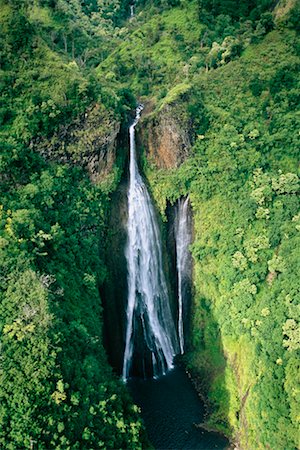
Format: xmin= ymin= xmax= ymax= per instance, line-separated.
xmin=128 ymin=367 xmax=229 ymax=450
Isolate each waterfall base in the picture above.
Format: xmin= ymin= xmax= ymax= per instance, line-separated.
xmin=128 ymin=366 xmax=229 ymax=449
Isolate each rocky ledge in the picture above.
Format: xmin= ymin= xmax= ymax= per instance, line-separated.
xmin=33 ymin=103 xmax=120 ymax=183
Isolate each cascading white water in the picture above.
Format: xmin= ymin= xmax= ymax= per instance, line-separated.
xmin=175 ymin=197 xmax=192 ymax=354
xmin=122 ymin=106 xmax=179 ymax=380
xmin=130 ymin=4 xmax=134 ymax=17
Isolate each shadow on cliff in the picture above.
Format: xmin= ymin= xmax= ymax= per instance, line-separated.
xmin=185 ymin=295 xmax=234 ymax=443
xmin=99 ymin=121 xmax=130 ymax=373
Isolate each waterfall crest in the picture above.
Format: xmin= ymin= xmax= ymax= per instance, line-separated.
xmin=122 ymin=106 xmax=178 ymax=380
xmin=175 ymin=197 xmax=192 ymax=354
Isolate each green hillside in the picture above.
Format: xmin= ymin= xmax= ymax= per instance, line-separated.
xmin=0 ymin=0 xmax=299 ymax=448
xmin=0 ymin=1 xmax=143 ymax=448
xmin=146 ymin=23 xmax=300 ymax=450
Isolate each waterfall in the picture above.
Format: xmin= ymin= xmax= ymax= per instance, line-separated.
xmin=130 ymin=4 xmax=134 ymax=17
xmin=175 ymin=197 xmax=192 ymax=354
xmin=122 ymin=106 xmax=179 ymax=380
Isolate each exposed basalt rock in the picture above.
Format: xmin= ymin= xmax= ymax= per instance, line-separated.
xmin=33 ymin=103 xmax=120 ymax=183
xmin=137 ymin=104 xmax=191 ymax=169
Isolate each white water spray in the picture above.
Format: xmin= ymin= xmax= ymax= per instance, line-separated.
xmin=175 ymin=197 xmax=192 ymax=354
xmin=122 ymin=106 xmax=178 ymax=380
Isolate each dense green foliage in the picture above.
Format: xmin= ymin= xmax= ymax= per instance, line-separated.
xmin=198 ymin=0 xmax=274 ymax=20
xmin=97 ymin=0 xmax=285 ymax=97
xmin=1 ymin=0 xmax=299 ymax=448
xmin=0 ymin=163 xmax=145 ymax=448
xmin=0 ymin=0 xmax=145 ymax=448
xmin=139 ymin=3 xmax=300 ymax=449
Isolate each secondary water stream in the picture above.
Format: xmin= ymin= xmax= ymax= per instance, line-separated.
xmin=123 ymin=107 xmax=228 ymax=449
xmin=130 ymin=4 xmax=134 ymax=17
xmin=175 ymin=196 xmax=192 ymax=354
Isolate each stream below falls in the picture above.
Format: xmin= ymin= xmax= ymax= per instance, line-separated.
xmin=128 ymin=366 xmax=229 ymax=450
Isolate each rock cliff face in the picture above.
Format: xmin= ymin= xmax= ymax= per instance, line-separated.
xmin=137 ymin=104 xmax=191 ymax=169
xmin=34 ymin=103 xmax=120 ymax=183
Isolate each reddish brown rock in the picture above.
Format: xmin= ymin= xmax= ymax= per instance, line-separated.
xmin=138 ymin=104 xmax=191 ymax=169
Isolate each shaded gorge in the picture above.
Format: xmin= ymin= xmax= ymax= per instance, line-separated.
xmin=101 ymin=108 xmax=228 ymax=449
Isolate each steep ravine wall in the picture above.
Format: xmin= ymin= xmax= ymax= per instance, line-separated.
xmin=34 ymin=103 xmax=121 ymax=183
xmin=137 ymin=103 xmax=192 ymax=169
